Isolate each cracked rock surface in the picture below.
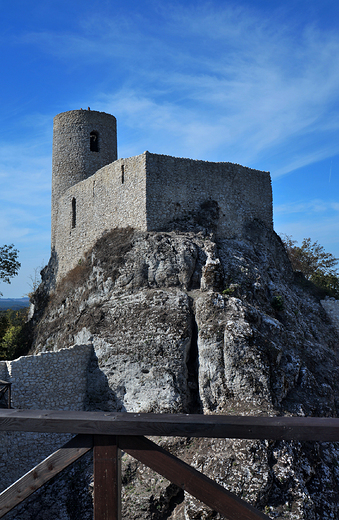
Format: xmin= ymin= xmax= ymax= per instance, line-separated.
xmin=11 ymin=221 xmax=339 ymax=519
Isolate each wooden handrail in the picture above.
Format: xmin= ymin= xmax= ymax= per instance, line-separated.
xmin=0 ymin=409 xmax=338 ymax=440
xmin=0 ymin=435 xmax=92 ymax=518
xmin=0 ymin=410 xmax=338 ymax=519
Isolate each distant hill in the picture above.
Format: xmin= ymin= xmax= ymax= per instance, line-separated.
xmin=0 ymin=298 xmax=30 ymax=310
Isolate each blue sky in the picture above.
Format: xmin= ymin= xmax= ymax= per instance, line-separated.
xmin=1 ymin=0 xmax=339 ymax=297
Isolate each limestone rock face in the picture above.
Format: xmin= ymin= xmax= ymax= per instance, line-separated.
xmin=16 ymin=223 xmax=339 ymax=520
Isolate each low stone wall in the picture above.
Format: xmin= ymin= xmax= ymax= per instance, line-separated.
xmin=0 ymin=345 xmax=92 ymax=491
xmin=321 ymin=298 xmax=339 ymax=335
xmin=0 ymin=362 xmax=8 ymax=382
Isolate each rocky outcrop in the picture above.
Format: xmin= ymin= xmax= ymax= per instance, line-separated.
xmin=321 ymin=298 xmax=339 ymax=335
xmin=10 ymin=221 xmax=339 ymax=520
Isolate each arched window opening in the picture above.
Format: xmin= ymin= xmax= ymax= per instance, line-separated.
xmin=121 ymin=164 xmax=125 ymax=184
xmin=90 ymin=131 xmax=99 ymax=152
xmin=72 ymin=198 xmax=76 ymax=228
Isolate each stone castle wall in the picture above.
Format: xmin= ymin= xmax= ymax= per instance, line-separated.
xmin=0 ymin=345 xmax=92 ymax=491
xmin=53 ymin=152 xmax=272 ymax=282
xmin=51 ymin=110 xmax=117 ymax=248
xmin=50 ymin=109 xmax=273 ymax=283
xmin=145 ymin=153 xmax=272 ymax=238
xmin=54 ymin=153 xmax=147 ymax=280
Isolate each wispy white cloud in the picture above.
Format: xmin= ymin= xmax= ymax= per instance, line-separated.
xmin=275 ymin=199 xmax=339 ymax=215
xmin=275 ymin=214 xmax=339 ymax=257
xmin=271 ymin=148 xmax=339 ymax=178
xmin=274 ymin=197 xmax=339 ymax=258
xmin=0 ymin=141 xmax=51 ymax=206
xmin=15 ymin=4 xmax=339 ymax=173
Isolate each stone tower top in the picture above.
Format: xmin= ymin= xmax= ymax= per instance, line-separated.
xmin=51 ymin=109 xmax=117 ymax=247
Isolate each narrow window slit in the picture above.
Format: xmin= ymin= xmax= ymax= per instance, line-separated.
xmin=90 ymin=131 xmax=99 ymax=152
xmin=121 ymin=164 xmax=125 ymax=184
xmin=72 ymin=198 xmax=76 ymax=228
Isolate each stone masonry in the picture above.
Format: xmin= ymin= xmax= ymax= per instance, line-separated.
xmin=0 ymin=344 xmax=92 ymax=491
xmin=51 ymin=109 xmax=273 ymax=282
xmin=52 ymin=109 xmax=117 ymax=248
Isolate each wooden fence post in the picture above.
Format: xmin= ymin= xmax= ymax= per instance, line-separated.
xmin=93 ymin=435 xmax=121 ymax=520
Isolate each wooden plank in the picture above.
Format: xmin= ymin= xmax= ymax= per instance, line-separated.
xmin=120 ymin=435 xmax=269 ymax=520
xmin=0 ymin=410 xmax=338 ymax=441
xmin=94 ymin=435 xmax=121 ymax=520
xmin=0 ymin=434 xmax=92 ymax=518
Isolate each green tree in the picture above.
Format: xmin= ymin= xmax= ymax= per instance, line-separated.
xmin=1 ymin=325 xmax=22 ymax=359
xmin=281 ymin=235 xmax=339 ymax=298
xmin=0 ymin=313 xmax=9 ymax=340
xmin=0 ymin=244 xmax=20 ymax=296
xmin=0 ymin=308 xmax=30 ymax=360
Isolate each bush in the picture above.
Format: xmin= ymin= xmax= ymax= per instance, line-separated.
xmin=309 ymin=270 xmax=339 ymax=299
xmin=281 ymin=235 xmax=339 ymax=299
xmin=271 ymin=295 xmax=284 ymax=311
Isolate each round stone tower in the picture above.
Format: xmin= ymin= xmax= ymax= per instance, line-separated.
xmin=51 ymin=109 xmax=117 ymax=248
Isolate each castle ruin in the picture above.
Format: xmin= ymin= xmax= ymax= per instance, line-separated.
xmin=52 ymin=109 xmax=273 ymax=281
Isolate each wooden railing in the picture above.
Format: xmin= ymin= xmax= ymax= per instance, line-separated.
xmin=0 ymin=410 xmax=339 ymax=520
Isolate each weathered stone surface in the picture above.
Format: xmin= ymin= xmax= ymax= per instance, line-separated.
xmin=53 ymin=138 xmax=273 ymax=281
xmin=9 ymin=223 xmax=339 ymax=520
xmin=0 ymin=345 xmax=92 ymax=492
xmin=321 ymin=298 xmax=339 ymax=334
